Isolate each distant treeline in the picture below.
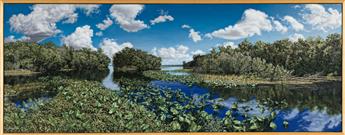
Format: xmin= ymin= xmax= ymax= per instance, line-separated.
xmin=113 ymin=48 xmax=161 ymax=73
xmin=4 ymin=42 xmax=110 ymax=73
xmin=184 ymin=33 xmax=342 ymax=79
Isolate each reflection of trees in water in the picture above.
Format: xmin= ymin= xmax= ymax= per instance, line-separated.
xmin=5 ymin=70 xmax=109 ymax=85
xmin=210 ymin=81 xmax=342 ymax=114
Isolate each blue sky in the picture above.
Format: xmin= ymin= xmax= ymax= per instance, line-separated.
xmin=4 ymin=4 xmax=342 ymax=65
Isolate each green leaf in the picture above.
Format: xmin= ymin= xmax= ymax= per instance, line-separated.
xmin=270 ymin=111 xmax=276 ymax=118
xmin=160 ymin=115 xmax=166 ymax=121
xmin=270 ymin=122 xmax=277 ymax=129
xmin=108 ymin=108 xmax=116 ymax=114
xmin=96 ymin=101 xmax=101 ymax=107
xmin=233 ymin=120 xmax=241 ymax=125
xmin=283 ymin=120 xmax=289 ymax=128
xmin=172 ymin=121 xmax=181 ymax=130
xmin=178 ymin=115 xmax=184 ymax=122
xmin=225 ymin=110 xmax=232 ymax=116
xmin=224 ymin=119 xmax=230 ymax=126
xmin=170 ymin=108 xmax=179 ymax=115
xmin=231 ymin=103 xmax=238 ymax=110
xmin=249 ymin=124 xmax=258 ymax=130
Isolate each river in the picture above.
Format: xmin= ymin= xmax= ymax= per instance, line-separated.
xmin=155 ymin=65 xmax=342 ymax=132
xmin=5 ymin=65 xmax=342 ymax=132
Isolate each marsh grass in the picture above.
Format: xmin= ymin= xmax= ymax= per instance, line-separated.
xmin=5 ymin=70 xmax=40 ymax=76
xmin=196 ymin=73 xmax=341 ymax=86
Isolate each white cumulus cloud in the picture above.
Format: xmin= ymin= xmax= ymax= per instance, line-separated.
xmin=109 ymin=4 xmax=148 ymax=32
xmin=62 ymin=25 xmax=96 ymax=50
xmin=273 ymin=20 xmax=288 ymax=33
xmin=96 ymin=17 xmax=113 ymax=30
xmin=99 ymin=38 xmax=133 ymax=58
xmin=204 ymin=33 xmax=213 ymax=39
xmin=77 ymin=5 xmax=100 ymax=16
xmin=189 ymin=29 xmax=202 ymax=43
xmin=289 ymin=33 xmax=305 ymax=42
xmin=302 ymin=4 xmax=341 ymax=31
xmin=191 ymin=50 xmax=205 ymax=55
xmin=4 ymin=35 xmax=31 ymax=43
xmin=152 ymin=45 xmax=196 ymax=65
xmin=284 ymin=16 xmax=304 ymax=31
xmin=217 ymin=41 xmax=238 ymax=48
xmin=209 ymin=9 xmax=273 ymax=40
xmin=9 ymin=4 xmax=100 ymax=42
xmin=150 ymin=15 xmax=174 ymax=25
xmin=182 ymin=24 xmax=202 ymax=43
xmin=181 ymin=24 xmax=191 ymax=29
xmin=95 ymin=31 xmax=103 ymax=36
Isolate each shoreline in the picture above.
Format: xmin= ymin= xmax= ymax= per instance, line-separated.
xmin=195 ymin=73 xmax=341 ymax=86
xmin=5 ymin=69 xmax=341 ymax=86
xmin=4 ymin=70 xmax=41 ymax=76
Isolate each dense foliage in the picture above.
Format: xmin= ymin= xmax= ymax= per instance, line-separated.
xmin=184 ymin=49 xmax=291 ymax=80
xmin=113 ymin=48 xmax=161 ymax=73
xmin=185 ymin=33 xmax=342 ymax=77
xmin=4 ymin=77 xmax=164 ymax=132
xmin=4 ymin=42 xmax=110 ymax=73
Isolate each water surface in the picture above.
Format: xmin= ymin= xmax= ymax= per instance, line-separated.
xmin=150 ymin=65 xmax=342 ymax=132
xmin=102 ymin=64 xmax=120 ymax=90
xmin=150 ymin=80 xmax=342 ymax=132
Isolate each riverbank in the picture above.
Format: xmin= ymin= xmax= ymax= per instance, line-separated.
xmin=5 ymin=70 xmax=40 ymax=76
xmin=143 ymin=70 xmax=341 ymax=88
xmin=195 ymin=73 xmax=341 ymax=86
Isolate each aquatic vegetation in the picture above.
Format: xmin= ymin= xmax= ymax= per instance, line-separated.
xmin=4 ymin=78 xmax=165 ymax=132
xmin=116 ymin=75 xmax=288 ymax=132
xmin=143 ymin=70 xmax=256 ymax=88
xmin=143 ymin=70 xmax=201 ymax=86
xmin=5 ymin=76 xmax=285 ymax=132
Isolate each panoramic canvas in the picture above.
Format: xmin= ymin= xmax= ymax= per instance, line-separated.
xmin=3 ymin=4 xmax=342 ymax=132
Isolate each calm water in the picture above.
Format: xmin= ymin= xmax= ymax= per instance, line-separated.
xmin=102 ymin=63 xmax=120 ymax=90
xmin=5 ymin=65 xmax=342 ymax=132
xmin=154 ymin=66 xmax=342 ymax=132
xmin=150 ymin=80 xmax=342 ymax=132
xmin=161 ymin=65 xmax=190 ymax=76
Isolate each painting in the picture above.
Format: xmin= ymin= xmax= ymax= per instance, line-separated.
xmin=3 ymin=4 xmax=342 ymax=132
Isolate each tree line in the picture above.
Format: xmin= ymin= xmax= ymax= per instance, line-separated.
xmin=4 ymin=42 xmax=110 ymax=73
xmin=113 ymin=47 xmax=161 ymax=73
xmin=184 ymin=33 xmax=342 ymax=79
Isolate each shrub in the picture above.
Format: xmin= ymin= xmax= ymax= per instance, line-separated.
xmin=113 ymin=48 xmax=161 ymax=73
xmin=4 ymin=42 xmax=110 ymax=73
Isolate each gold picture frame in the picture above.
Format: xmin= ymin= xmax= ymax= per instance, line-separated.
xmin=0 ymin=0 xmax=344 ymax=135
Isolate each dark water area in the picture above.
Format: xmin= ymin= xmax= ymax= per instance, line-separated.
xmin=5 ymin=70 xmax=108 ymax=85
xmin=4 ymin=66 xmax=342 ymax=132
xmin=14 ymin=96 xmax=52 ymax=110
